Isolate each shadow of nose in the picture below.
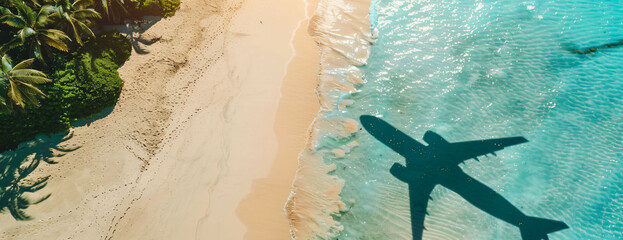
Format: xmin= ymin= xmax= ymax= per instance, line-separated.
xmin=359 ymin=115 xmax=376 ymax=130
xmin=359 ymin=115 xmax=375 ymax=124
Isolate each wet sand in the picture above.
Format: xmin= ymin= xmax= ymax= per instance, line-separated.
xmin=236 ymin=0 xmax=321 ymax=238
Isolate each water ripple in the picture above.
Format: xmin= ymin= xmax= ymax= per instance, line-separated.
xmin=321 ymin=0 xmax=623 ymax=239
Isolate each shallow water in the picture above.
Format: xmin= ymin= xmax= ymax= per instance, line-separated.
xmin=313 ymin=0 xmax=623 ymax=239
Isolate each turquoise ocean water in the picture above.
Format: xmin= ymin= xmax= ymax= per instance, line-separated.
xmin=316 ymin=0 xmax=623 ymax=239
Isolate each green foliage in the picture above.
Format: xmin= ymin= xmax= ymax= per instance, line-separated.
xmin=49 ymin=0 xmax=102 ymax=45
xmin=53 ymin=32 xmax=129 ymax=119
xmin=0 ymin=0 xmax=71 ymax=62
xmin=1 ymin=0 xmax=141 ymax=221
xmin=0 ymin=33 xmax=130 ymax=220
xmin=0 ymin=90 xmax=70 ymax=150
xmin=131 ymin=0 xmax=179 ymax=18
xmin=0 ymin=32 xmax=130 ymax=151
xmin=0 ymin=55 xmax=52 ymax=110
xmin=83 ymin=31 xmax=132 ymax=65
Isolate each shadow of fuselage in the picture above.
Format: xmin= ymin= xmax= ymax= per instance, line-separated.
xmin=359 ymin=115 xmax=568 ymax=240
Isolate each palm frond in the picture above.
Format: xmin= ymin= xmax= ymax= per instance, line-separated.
xmin=18 ymin=28 xmax=37 ymax=41
xmin=38 ymin=29 xmax=70 ymax=51
xmin=2 ymin=16 xmax=28 ymax=28
xmin=100 ymin=0 xmax=108 ymax=16
xmin=11 ymin=58 xmax=35 ymax=70
xmin=19 ymin=86 xmax=42 ymax=106
xmin=40 ymin=28 xmax=70 ymax=39
xmin=67 ymin=18 xmax=82 ymax=45
xmin=12 ymin=75 xmax=51 ymax=85
xmin=12 ymin=80 xmax=46 ymax=96
xmin=75 ymin=19 xmax=95 ymax=38
xmin=39 ymin=37 xmax=69 ymax=52
xmin=35 ymin=5 xmax=57 ymax=27
xmin=7 ymin=80 xmax=25 ymax=108
xmin=11 ymin=67 xmax=49 ymax=77
xmin=8 ymin=80 xmax=45 ymax=107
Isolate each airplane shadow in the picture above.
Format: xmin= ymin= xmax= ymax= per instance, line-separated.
xmin=359 ymin=115 xmax=569 ymax=240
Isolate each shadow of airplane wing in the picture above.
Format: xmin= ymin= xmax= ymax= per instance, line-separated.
xmin=391 ymin=163 xmax=437 ymax=240
xmin=448 ymin=137 xmax=528 ymax=165
xmin=406 ymin=179 xmax=436 ymax=240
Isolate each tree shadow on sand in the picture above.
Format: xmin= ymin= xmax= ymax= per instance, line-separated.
xmin=71 ymin=105 xmax=115 ymax=128
xmin=103 ymin=16 xmax=163 ymax=54
xmin=0 ymin=131 xmax=80 ymax=220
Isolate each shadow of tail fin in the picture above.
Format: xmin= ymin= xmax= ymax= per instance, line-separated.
xmin=520 ymin=216 xmax=569 ymax=240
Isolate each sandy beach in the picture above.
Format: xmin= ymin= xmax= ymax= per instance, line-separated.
xmin=0 ymin=0 xmax=320 ymax=238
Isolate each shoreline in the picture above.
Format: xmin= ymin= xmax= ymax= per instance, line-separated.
xmin=0 ymin=0 xmax=323 ymax=238
xmin=285 ymin=0 xmax=374 ymax=238
xmin=235 ymin=0 xmax=321 ymax=237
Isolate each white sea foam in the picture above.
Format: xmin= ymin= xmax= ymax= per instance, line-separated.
xmin=285 ymin=0 xmax=374 ymax=238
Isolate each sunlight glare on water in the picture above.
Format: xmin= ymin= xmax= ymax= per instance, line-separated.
xmin=316 ymin=0 xmax=623 ymax=239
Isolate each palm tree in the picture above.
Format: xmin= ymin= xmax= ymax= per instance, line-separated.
xmin=0 ymin=55 xmax=51 ymax=110
xmin=0 ymin=0 xmax=70 ymax=62
xmin=50 ymin=0 xmax=100 ymax=45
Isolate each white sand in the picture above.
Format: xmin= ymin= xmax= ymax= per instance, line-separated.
xmin=0 ymin=0 xmax=320 ymax=238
